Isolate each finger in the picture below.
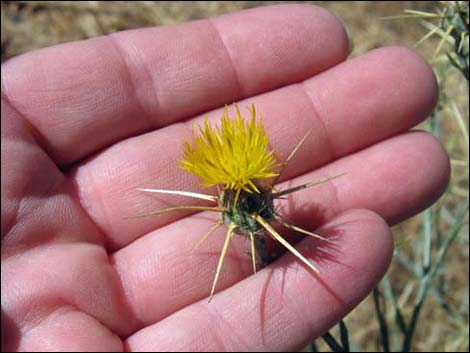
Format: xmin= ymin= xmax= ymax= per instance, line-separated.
xmin=125 ymin=209 xmax=393 ymax=351
xmin=111 ymin=131 xmax=449 ymax=329
xmin=1 ymin=4 xmax=348 ymax=165
xmin=73 ymin=46 xmax=438 ymax=248
xmin=274 ymin=131 xmax=450 ymax=227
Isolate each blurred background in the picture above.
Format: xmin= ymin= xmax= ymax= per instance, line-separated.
xmin=1 ymin=1 xmax=468 ymax=352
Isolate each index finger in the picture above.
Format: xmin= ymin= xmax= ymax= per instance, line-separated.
xmin=1 ymin=4 xmax=349 ymax=165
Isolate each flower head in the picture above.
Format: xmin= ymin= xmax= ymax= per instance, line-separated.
xmin=179 ymin=105 xmax=279 ymax=193
xmin=136 ymin=103 xmax=343 ymax=301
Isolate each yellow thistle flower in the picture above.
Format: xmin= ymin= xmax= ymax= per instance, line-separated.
xmin=178 ymin=105 xmax=279 ymax=193
xmin=134 ymin=104 xmax=345 ymax=302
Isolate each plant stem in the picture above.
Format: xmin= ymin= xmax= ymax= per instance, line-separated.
xmin=402 ymin=198 xmax=469 ymax=351
xmin=322 ymin=331 xmax=345 ymax=352
xmin=373 ymin=287 xmax=390 ymax=352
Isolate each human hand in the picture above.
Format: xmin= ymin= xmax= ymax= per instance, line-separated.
xmin=1 ymin=4 xmax=449 ymax=351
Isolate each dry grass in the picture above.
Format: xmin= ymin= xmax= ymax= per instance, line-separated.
xmin=1 ymin=1 xmax=468 ymax=351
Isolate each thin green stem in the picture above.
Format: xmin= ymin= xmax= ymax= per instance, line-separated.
xmin=339 ymin=320 xmax=350 ymax=352
xmin=322 ymin=331 xmax=344 ymax=352
xmin=382 ymin=276 xmax=407 ymax=335
xmin=373 ymin=287 xmax=390 ymax=352
xmin=402 ymin=199 xmax=469 ymax=351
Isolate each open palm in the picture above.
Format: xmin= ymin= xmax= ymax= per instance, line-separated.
xmin=1 ymin=4 xmax=449 ymax=351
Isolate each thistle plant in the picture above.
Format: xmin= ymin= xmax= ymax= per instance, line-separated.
xmin=384 ymin=1 xmax=469 ymax=80
xmin=438 ymin=0 xmax=469 ymax=80
xmin=135 ymin=105 xmax=343 ymax=301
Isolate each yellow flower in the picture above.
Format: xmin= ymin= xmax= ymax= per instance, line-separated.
xmin=179 ymin=105 xmax=279 ymax=193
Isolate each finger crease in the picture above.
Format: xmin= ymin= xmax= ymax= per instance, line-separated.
xmin=207 ymin=19 xmax=245 ymax=98
xmin=106 ymin=34 xmax=159 ymax=130
xmin=298 ymin=82 xmax=337 ymax=161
